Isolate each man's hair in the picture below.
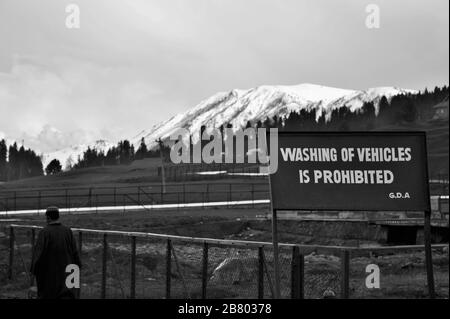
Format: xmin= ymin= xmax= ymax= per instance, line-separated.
xmin=45 ymin=206 xmax=60 ymax=220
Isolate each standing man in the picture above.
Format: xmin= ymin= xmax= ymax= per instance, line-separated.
xmin=30 ymin=206 xmax=81 ymax=299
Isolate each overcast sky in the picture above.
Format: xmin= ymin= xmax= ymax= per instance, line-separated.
xmin=0 ymin=0 xmax=448 ymax=152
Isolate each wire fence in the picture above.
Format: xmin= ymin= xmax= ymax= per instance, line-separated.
xmin=1 ymin=224 xmax=448 ymax=299
xmin=0 ymin=182 xmax=270 ymax=213
xmin=348 ymin=249 xmax=449 ymax=298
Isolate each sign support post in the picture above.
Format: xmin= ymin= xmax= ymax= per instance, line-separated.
xmin=424 ymin=209 xmax=435 ymax=298
xmin=422 ymin=136 xmax=435 ymax=298
xmin=268 ymin=172 xmax=281 ymax=299
xmin=271 ymin=209 xmax=281 ymax=299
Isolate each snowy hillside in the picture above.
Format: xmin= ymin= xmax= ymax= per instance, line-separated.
xmin=42 ymin=140 xmax=114 ymax=171
xmin=134 ymin=83 xmax=417 ymax=149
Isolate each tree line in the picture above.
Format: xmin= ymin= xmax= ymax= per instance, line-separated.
xmin=70 ymin=138 xmax=171 ymax=170
xmin=0 ymin=141 xmax=44 ymax=181
xmin=274 ymin=85 xmax=449 ymax=131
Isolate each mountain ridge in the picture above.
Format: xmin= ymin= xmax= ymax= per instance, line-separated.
xmin=41 ymin=83 xmax=417 ymax=169
xmin=134 ymin=83 xmax=417 ymax=148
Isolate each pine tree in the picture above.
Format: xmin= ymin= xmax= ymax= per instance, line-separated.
xmin=45 ymin=159 xmax=62 ymax=175
xmin=135 ymin=137 xmax=148 ymax=160
xmin=8 ymin=143 xmax=18 ymax=180
xmin=0 ymin=139 xmax=7 ymax=181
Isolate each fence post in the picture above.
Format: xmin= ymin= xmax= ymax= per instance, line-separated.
xmin=202 ymin=191 xmax=205 ymax=209
xmin=77 ymin=233 xmax=82 ymax=298
xmin=251 ymin=184 xmax=255 ymax=208
xmin=77 ymin=235 xmax=82 ymax=300
xmin=78 ymin=231 xmax=83 ymax=255
xmin=31 ymin=228 xmax=36 ymax=251
xmin=299 ymin=253 xmax=304 ymax=299
xmin=87 ymin=188 xmax=91 ymax=207
xmin=78 ymin=231 xmax=83 ymax=296
xmin=166 ymin=239 xmax=172 ymax=299
xmin=37 ymin=191 xmax=41 ymax=213
xmin=31 ymin=228 xmax=36 ymax=254
xmin=291 ymin=246 xmax=304 ymax=299
xmin=340 ymin=250 xmax=350 ymax=299
xmin=202 ymin=242 xmax=209 ymax=299
xmin=130 ymin=236 xmax=136 ymax=299
xmin=137 ymin=186 xmax=141 ymax=203
xmin=8 ymin=226 xmax=14 ymax=280
xmin=101 ymin=234 xmax=108 ymax=299
xmin=29 ymin=228 xmax=36 ymax=286
xmin=258 ymin=247 xmax=264 ymax=299
xmin=228 ymin=184 xmax=232 ymax=208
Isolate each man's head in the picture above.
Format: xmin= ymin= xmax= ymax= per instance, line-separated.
xmin=45 ymin=206 xmax=60 ymax=224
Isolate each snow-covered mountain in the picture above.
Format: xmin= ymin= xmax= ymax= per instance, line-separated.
xmin=134 ymin=83 xmax=417 ymax=149
xmin=42 ymin=140 xmax=114 ymax=170
xmin=40 ymin=83 xmax=417 ymax=168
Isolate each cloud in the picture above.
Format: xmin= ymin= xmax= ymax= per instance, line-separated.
xmin=0 ymin=0 xmax=448 ymax=153
xmin=18 ymin=124 xmax=97 ymax=153
xmin=0 ymin=55 xmax=174 ymax=147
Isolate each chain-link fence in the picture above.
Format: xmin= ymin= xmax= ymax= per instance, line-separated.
xmin=1 ymin=225 xmax=448 ymax=299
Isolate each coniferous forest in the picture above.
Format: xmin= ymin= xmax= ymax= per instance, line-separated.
xmin=0 ymin=141 xmax=43 ymax=181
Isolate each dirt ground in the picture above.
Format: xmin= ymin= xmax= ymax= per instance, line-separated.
xmin=0 ymin=208 xmax=448 ymax=299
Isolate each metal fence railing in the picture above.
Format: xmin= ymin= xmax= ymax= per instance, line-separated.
xmin=0 ymin=182 xmax=270 ymax=213
xmin=1 ymin=224 xmax=448 ymax=299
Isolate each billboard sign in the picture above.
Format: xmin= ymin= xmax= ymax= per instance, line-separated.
xmin=269 ymin=132 xmax=430 ymax=212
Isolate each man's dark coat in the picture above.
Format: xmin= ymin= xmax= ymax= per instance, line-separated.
xmin=30 ymin=222 xmax=81 ymax=299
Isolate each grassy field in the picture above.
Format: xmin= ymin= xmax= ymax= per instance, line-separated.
xmin=0 ymin=158 xmax=264 ymax=190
